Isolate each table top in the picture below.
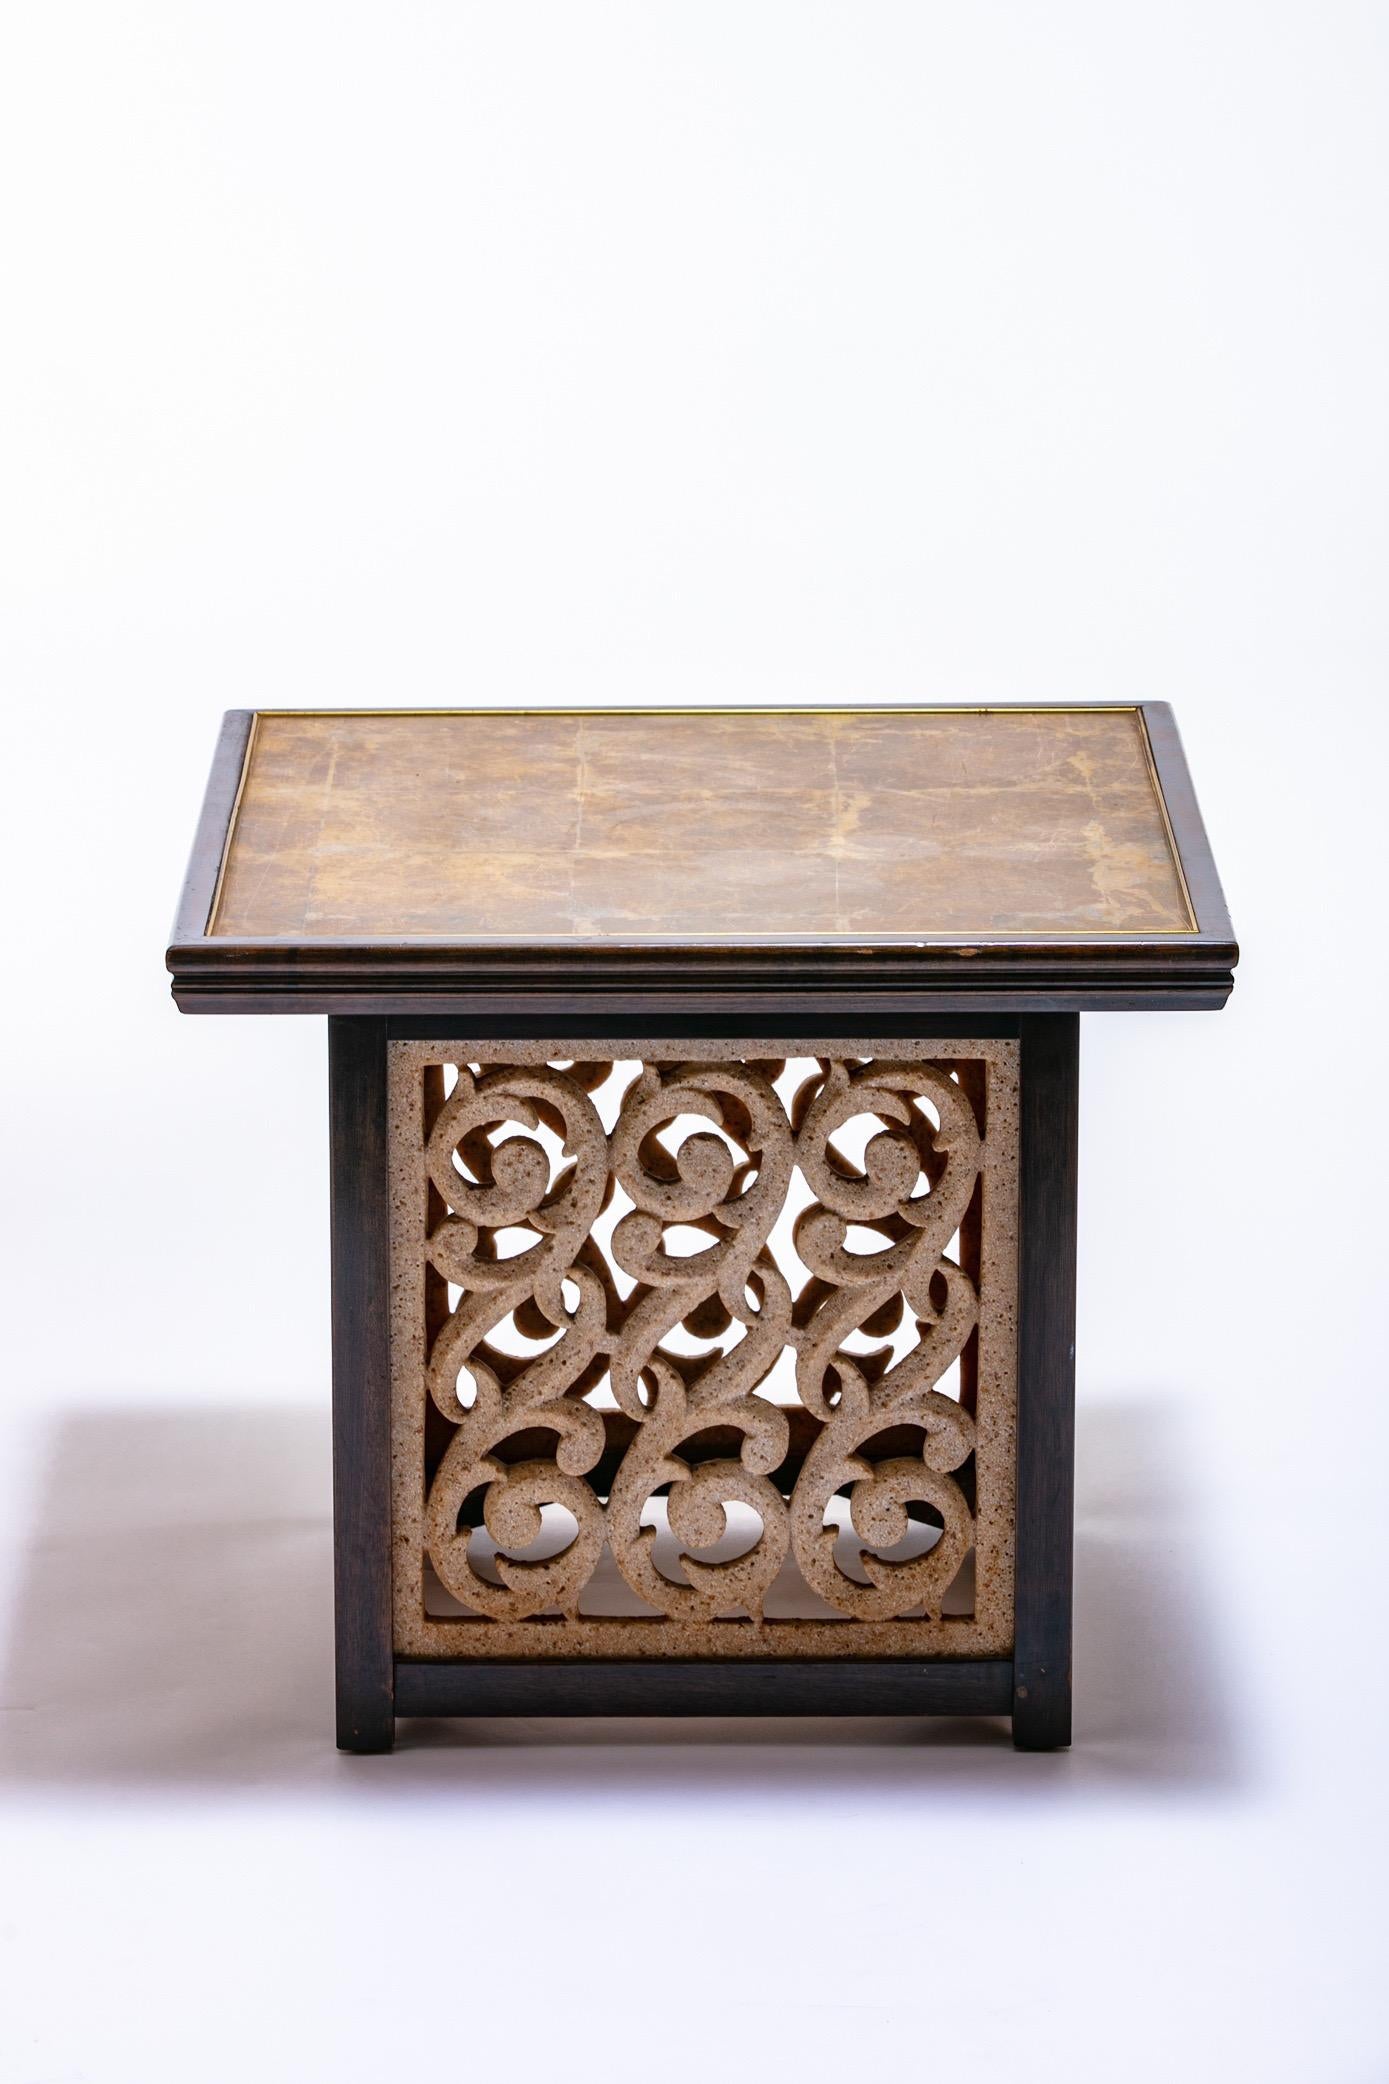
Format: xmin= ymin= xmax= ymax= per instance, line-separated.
xmin=169 ymin=705 xmax=1235 ymax=1013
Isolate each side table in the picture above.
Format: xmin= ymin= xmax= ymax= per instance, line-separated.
xmin=168 ymin=705 xmax=1236 ymax=1751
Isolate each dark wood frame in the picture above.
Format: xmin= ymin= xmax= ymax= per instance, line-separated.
xmin=328 ymin=1018 xmax=394 ymax=1750
xmin=393 ymin=1660 xmax=1014 ymax=1718
xmin=327 ymin=1009 xmax=1079 ymax=1752
xmin=1013 ymin=1015 xmax=1078 ymax=1749
xmin=169 ymin=705 xmax=1237 ymax=1016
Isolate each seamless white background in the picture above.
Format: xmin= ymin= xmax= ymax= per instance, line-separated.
xmin=2 ymin=5 xmax=1387 ymax=2080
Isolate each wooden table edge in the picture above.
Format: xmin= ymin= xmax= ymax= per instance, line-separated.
xmin=167 ymin=705 xmax=1238 ymax=1014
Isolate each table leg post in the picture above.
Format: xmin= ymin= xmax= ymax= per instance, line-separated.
xmin=1013 ymin=1013 xmax=1079 ymax=1751
xmin=329 ymin=1016 xmax=395 ymax=1753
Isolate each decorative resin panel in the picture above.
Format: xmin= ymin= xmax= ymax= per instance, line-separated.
xmin=389 ymin=1039 xmax=1019 ymax=1659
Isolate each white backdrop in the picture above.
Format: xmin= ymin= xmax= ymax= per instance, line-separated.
xmin=2 ymin=6 xmax=1386 ymax=2081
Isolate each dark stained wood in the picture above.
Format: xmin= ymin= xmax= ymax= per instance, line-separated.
xmin=394 ymin=1657 xmax=1014 ymax=1719
xmin=1139 ymin=703 xmax=1236 ymax=940
xmin=170 ymin=709 xmax=253 ymax=942
xmin=171 ymin=968 xmax=1234 ymax=1018
xmin=167 ymin=705 xmax=1239 ymax=1015
xmin=1012 ymin=1014 xmax=1080 ymax=1750
xmin=329 ymin=1017 xmax=395 ymax=1753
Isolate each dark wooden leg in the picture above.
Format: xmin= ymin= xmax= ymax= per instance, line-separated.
xmin=329 ymin=1017 xmax=395 ymax=1752
xmin=1013 ymin=1014 xmax=1079 ymax=1750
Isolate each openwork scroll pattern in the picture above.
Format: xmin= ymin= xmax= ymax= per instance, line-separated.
xmin=390 ymin=1041 xmax=1018 ymax=1659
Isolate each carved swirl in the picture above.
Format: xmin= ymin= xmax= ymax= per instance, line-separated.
xmin=786 ymin=1060 xmax=983 ymax=1618
xmin=420 ymin=1065 xmax=612 ymax=1615
xmin=606 ymin=1063 xmax=793 ymax=1618
xmin=412 ymin=1053 xmax=991 ymax=1628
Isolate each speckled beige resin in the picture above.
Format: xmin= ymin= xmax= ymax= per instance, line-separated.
xmin=390 ymin=1038 xmax=1018 ymax=1660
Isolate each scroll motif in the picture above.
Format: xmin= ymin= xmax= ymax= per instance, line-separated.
xmin=788 ymin=1061 xmax=981 ymax=1618
xmin=389 ymin=1039 xmax=1018 ymax=1660
xmin=420 ymin=1064 xmax=612 ymax=1617
xmin=604 ymin=1061 xmax=794 ymax=1621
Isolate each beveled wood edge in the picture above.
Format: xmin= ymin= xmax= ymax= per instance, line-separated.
xmin=169 ymin=972 xmax=1235 ymax=1015
xmin=173 ymin=987 xmax=1234 ymax=1015
xmin=175 ymin=933 xmax=1234 ymax=963
xmin=170 ymin=710 xmax=254 ymax=942
xmin=393 ymin=1656 xmax=1015 ymax=1718
xmin=1138 ymin=704 xmax=1237 ymax=944
xmin=166 ymin=703 xmax=1237 ymax=1012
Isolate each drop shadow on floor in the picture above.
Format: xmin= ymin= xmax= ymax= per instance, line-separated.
xmin=0 ymin=1397 xmax=1248 ymax=1798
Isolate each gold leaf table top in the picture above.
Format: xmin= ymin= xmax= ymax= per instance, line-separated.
xmin=169 ymin=705 xmax=1237 ymax=1010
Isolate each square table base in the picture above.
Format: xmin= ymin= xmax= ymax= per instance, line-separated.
xmin=328 ymin=1012 xmax=1078 ymax=1753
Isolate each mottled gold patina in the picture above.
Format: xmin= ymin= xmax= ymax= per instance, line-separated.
xmin=210 ymin=708 xmax=1194 ymax=939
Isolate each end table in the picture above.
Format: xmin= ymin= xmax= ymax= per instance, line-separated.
xmin=168 ymin=705 xmax=1236 ymax=1752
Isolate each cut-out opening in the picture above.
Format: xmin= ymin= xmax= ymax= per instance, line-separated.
xmin=661 ymin=1223 xmax=722 ymax=1260
xmin=824 ymin=1491 xmax=944 ymax=1585
xmin=492 ymin=1224 xmax=543 ymax=1261
xmin=485 ymin=1309 xmax=564 ymax=1359
xmin=843 ymin=1222 xmax=899 ymax=1257
xmin=466 ymin=1499 xmax=581 ymax=1581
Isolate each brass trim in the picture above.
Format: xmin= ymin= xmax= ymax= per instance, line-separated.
xmin=251 ymin=703 xmax=1143 ymax=717
xmin=204 ymin=929 xmax=1199 ymax=941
